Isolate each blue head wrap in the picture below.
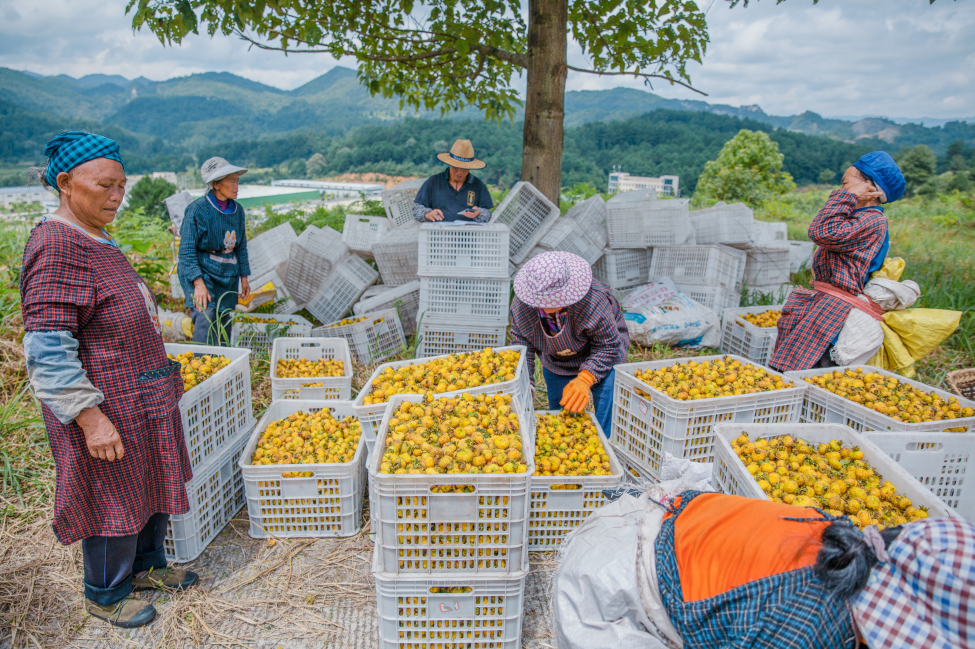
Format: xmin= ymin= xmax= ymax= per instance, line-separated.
xmin=44 ymin=130 xmax=124 ymax=191
xmin=853 ymin=151 xmax=905 ymax=204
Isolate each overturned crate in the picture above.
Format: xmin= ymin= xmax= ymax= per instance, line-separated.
xmin=606 ymin=190 xmax=692 ymax=248
xmin=373 ymin=222 xmax=421 ymax=287
xmin=564 ymin=194 xmax=608 ymax=249
xmin=537 ymin=218 xmax=604 ymax=266
xmin=491 ymin=181 xmax=560 ymax=264
xmin=305 ymin=254 xmax=379 ymax=325
xmin=248 ymin=222 xmax=298 ymax=280
xmin=353 ymin=280 xmax=421 ymax=336
xmin=381 ymin=178 xmax=425 ymax=229
xmin=341 ymin=213 xmax=390 ymax=260
xmin=286 ymin=226 xmax=348 ymax=306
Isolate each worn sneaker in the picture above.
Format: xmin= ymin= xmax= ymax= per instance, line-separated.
xmin=132 ymin=566 xmax=199 ymax=592
xmin=85 ymin=595 xmax=156 ymax=628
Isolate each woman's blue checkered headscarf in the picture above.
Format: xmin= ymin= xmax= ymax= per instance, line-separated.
xmin=44 ymin=131 xmax=124 ymax=190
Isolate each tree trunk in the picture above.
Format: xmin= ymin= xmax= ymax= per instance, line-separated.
xmin=521 ymin=0 xmax=568 ymax=205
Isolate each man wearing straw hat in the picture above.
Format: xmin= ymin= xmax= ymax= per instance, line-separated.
xmin=413 ymin=139 xmax=494 ymax=223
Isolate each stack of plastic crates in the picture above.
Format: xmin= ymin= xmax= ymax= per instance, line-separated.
xmin=286 ymin=226 xmax=348 ymax=306
xmin=312 ymin=308 xmax=406 ymax=364
xmin=381 ymin=178 xmax=425 ymax=229
xmin=689 ymin=202 xmax=755 ymax=246
xmin=789 ymin=241 xmax=815 ymax=273
xmin=490 ymin=181 xmax=560 ymax=264
xmin=305 ymin=254 xmax=379 ymax=325
xmin=564 ymin=194 xmax=608 ymax=249
xmin=743 ymin=247 xmax=791 ymax=287
xmin=648 ymin=245 xmax=747 ymax=292
xmin=369 ymin=392 xmax=532 ymax=649
xmin=341 ymin=213 xmax=390 ymax=260
xmin=353 ymin=280 xmax=421 ymax=336
xmin=372 ymin=222 xmax=421 ymax=287
xmin=606 ymin=190 xmax=692 ymax=248
xmin=593 ymin=248 xmax=648 ymax=291
xmin=415 ymin=222 xmax=511 ymax=357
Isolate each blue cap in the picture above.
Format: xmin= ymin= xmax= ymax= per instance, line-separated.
xmin=853 ymin=151 xmax=906 ymax=204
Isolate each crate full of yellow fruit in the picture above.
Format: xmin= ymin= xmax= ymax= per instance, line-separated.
xmin=369 ymin=392 xmax=533 ymax=576
xmin=230 ymin=312 xmax=312 ymax=353
xmin=354 ymin=345 xmax=530 ymax=444
xmin=240 ymin=400 xmax=366 ymax=538
xmin=786 ymin=365 xmax=975 ymax=434
xmin=311 ymin=308 xmax=406 ymax=365
xmin=528 ymin=411 xmax=623 ymax=549
xmin=720 ymin=305 xmax=784 ymax=366
xmin=612 ymin=355 xmax=805 ymax=482
xmin=711 ymin=423 xmax=958 ymax=528
xmin=270 ymin=337 xmax=353 ymax=401
xmin=165 ymin=343 xmax=255 ymax=470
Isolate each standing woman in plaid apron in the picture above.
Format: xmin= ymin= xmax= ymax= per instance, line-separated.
xmin=769 ymin=152 xmax=906 ymax=372
xmin=555 ymin=491 xmax=975 ymax=648
xmin=178 ymin=157 xmax=252 ymax=345
xmin=21 ymin=132 xmax=197 ymax=628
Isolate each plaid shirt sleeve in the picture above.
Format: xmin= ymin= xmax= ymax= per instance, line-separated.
xmin=809 ymin=190 xmax=874 ymax=252
xmin=509 ymin=295 xmax=541 ymax=387
xmin=576 ymin=284 xmax=629 ymax=381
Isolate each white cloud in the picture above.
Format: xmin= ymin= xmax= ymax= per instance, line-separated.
xmin=0 ymin=0 xmax=971 ymax=119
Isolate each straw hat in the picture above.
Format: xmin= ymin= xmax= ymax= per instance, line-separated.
xmin=514 ymin=252 xmax=593 ymax=309
xmin=437 ymin=139 xmax=486 ymax=170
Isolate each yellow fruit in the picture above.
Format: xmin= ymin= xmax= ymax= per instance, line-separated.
xmin=326 ymin=316 xmax=370 ymax=327
xmin=632 ymin=356 xmax=793 ymax=401
xmin=235 ymin=315 xmax=299 ymax=325
xmin=741 ymin=310 xmax=782 ymax=328
xmin=275 ymin=357 xmax=345 ymax=378
xmin=249 ymin=409 xmax=361 ymax=468
xmin=533 ymin=411 xmax=610 ymax=479
xmin=167 ymin=351 xmax=231 ymax=392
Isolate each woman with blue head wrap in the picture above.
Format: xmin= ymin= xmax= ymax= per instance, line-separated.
xmin=769 ymin=151 xmax=906 ymax=372
xmin=22 ymin=131 xmax=197 ymax=628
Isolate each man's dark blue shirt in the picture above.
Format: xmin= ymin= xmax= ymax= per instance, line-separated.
xmin=414 ymin=169 xmax=494 ymax=223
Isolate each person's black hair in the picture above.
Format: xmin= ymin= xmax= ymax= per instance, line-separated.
xmin=814 ymin=521 xmax=903 ymax=600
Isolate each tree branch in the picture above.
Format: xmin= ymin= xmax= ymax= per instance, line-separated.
xmin=566 ymin=65 xmax=707 ymax=95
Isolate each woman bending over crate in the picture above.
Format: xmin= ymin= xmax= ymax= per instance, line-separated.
xmin=769 ymin=152 xmax=905 ymax=371
xmin=555 ymin=491 xmax=974 ymax=649
xmin=22 ymin=132 xmax=197 ymax=629
xmin=510 ymin=251 xmax=628 ymax=434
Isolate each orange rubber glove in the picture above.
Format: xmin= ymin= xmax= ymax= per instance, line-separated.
xmin=560 ymin=370 xmax=596 ymax=413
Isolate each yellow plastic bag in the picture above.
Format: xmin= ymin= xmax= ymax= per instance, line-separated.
xmin=866 ymin=308 xmax=962 ymax=377
xmin=871 ymin=257 xmax=905 ymax=282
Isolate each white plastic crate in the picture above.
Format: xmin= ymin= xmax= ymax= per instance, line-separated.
xmin=564 ymin=194 xmax=608 ymax=249
xmin=231 ymin=313 xmax=313 ymax=353
xmin=528 ymin=411 xmax=624 ymax=549
xmin=647 ymin=244 xmax=747 ymax=292
xmin=270 ymin=337 xmax=353 ymax=401
xmin=370 ymin=393 xmax=533 ymax=575
xmin=241 ymin=401 xmax=366 ymax=538
xmin=361 ymin=285 xmax=389 ymax=300
xmin=353 ymin=280 xmax=421 ymax=336
xmin=381 ymin=178 xmax=425 ymax=229
xmin=712 ymin=423 xmax=960 ymax=521
xmin=248 ymin=269 xmax=299 ymax=315
xmin=743 ymin=220 xmax=789 ymax=249
xmin=312 ymin=308 xmax=406 ymax=365
xmin=169 ymin=272 xmax=184 ymax=300
xmin=606 ymin=190 xmax=692 ymax=248
xmin=416 ymin=316 xmax=509 ymax=358
xmin=418 ymin=276 xmax=511 ymax=322
xmin=373 ymin=222 xmax=421 ymax=287
xmin=165 ymin=343 xmax=255 ymax=470
xmin=373 ymin=547 xmax=528 ymax=649
xmin=353 ymin=345 xmax=531 ymax=447
xmin=689 ymin=202 xmax=755 ymax=246
xmin=789 ymin=240 xmax=815 ymax=273
xmin=592 ymin=248 xmax=648 ymax=290
xmin=786 ymin=366 xmax=975 ymax=434
xmin=490 ymin=181 xmax=561 ymax=264
xmin=865 ymin=432 xmax=974 ymax=523
xmin=611 ymin=355 xmax=804 ymax=480
xmin=342 ymin=213 xmax=390 ymax=259
xmin=674 ymin=282 xmax=741 ymax=314
xmin=305 ymin=254 xmax=379 ymax=324
xmin=286 ymin=226 xmax=348 ymax=305
xmin=537 ymin=218 xmax=604 ymax=266
xmin=720 ymin=305 xmax=783 ymax=366
xmin=417 ymin=222 xmax=510 ymax=279
xmin=743 ymin=246 xmax=791 ymax=286
xmin=248 ymin=222 xmax=298 ymax=280
xmin=165 ymin=423 xmax=250 ymax=563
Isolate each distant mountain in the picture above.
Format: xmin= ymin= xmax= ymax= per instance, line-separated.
xmin=831 ymin=115 xmax=975 ymax=128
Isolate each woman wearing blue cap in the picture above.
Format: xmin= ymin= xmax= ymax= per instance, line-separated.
xmin=769 ymin=152 xmax=906 ymax=372
xmin=21 ymin=132 xmax=197 ymax=628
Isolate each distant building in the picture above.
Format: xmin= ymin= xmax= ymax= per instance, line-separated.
xmin=608 ymin=171 xmax=679 ymax=196
xmin=126 ymin=171 xmax=179 ymax=187
xmin=0 ymin=185 xmax=57 ymax=210
xmin=188 ymin=184 xmax=321 ymax=208
xmin=273 ymin=179 xmax=384 ymax=198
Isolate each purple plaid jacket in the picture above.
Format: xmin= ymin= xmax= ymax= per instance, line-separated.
xmin=509 ymin=279 xmax=628 ymax=383
xmin=769 ymin=190 xmax=888 ymax=371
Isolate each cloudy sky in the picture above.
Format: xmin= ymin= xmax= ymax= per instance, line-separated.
xmin=0 ymin=0 xmax=972 ymax=120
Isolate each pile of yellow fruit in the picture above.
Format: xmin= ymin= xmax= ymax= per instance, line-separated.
xmin=805 ymin=369 xmax=973 ymax=430
xmin=250 ymin=409 xmax=362 ymax=477
xmin=741 ymin=310 xmax=782 ymax=328
xmin=168 ymin=351 xmax=231 ymax=392
xmin=633 ymin=357 xmax=793 ymax=401
xmin=275 ymin=357 xmax=345 ymax=378
xmin=327 ymin=316 xmax=369 ymax=327
xmin=534 ymin=412 xmax=612 ymax=481
xmin=235 ymin=315 xmax=300 ymax=325
xmin=378 ymin=393 xmax=528 ymax=491
xmin=429 ymin=587 xmax=472 ymax=593
xmin=362 ymin=348 xmax=521 ymax=405
xmin=733 ymin=433 xmax=929 ymax=529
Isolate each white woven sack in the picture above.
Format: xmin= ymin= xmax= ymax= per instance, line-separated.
xmin=863 ymin=278 xmax=920 ymax=311
xmin=831 ymin=305 xmax=885 ymax=366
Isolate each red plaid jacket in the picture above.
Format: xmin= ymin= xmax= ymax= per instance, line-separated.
xmin=769 ymin=190 xmax=888 ymax=371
